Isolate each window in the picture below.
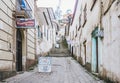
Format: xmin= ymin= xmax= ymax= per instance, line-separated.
xmin=82 ymin=4 xmax=87 ymax=27
xmin=83 ymin=40 xmax=87 ymax=64
xmin=84 ymin=4 xmax=87 ymax=22
xmin=78 ymin=6 xmax=82 ymax=30
xmin=75 ymin=25 xmax=77 ymax=37
xmin=41 ymin=33 xmax=43 ymax=38
xmin=37 ymin=26 xmax=43 ymax=39
xmin=78 ymin=14 xmax=81 ymax=30
xmin=79 ymin=14 xmax=81 ymax=27
xmin=71 ymin=0 xmax=78 ymax=25
xmin=73 ymin=31 xmax=74 ymax=40
xmin=43 ymin=12 xmax=49 ymax=25
xmin=37 ymin=26 xmax=40 ymax=38
xmin=44 ymin=26 xmax=46 ymax=37
xmin=90 ymin=0 xmax=97 ymax=11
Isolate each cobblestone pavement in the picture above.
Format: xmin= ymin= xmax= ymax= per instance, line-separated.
xmin=1 ymin=57 xmax=105 ymax=83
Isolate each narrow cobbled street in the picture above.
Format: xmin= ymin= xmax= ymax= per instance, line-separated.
xmin=1 ymin=57 xmax=104 ymax=83
xmin=0 ymin=0 xmax=120 ymax=83
xmin=1 ymin=39 xmax=105 ymax=83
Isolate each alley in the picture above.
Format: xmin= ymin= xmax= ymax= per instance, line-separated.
xmin=2 ymin=57 xmax=104 ymax=83
xmin=0 ymin=0 xmax=120 ymax=82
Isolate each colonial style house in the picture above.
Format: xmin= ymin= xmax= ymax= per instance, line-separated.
xmin=67 ymin=0 xmax=120 ymax=82
xmin=37 ymin=7 xmax=58 ymax=55
xmin=0 ymin=0 xmax=38 ymax=80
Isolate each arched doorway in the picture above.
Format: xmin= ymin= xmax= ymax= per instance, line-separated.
xmin=16 ymin=29 xmax=22 ymax=71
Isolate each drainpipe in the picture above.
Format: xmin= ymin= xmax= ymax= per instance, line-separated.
xmin=98 ymin=0 xmax=104 ymax=74
xmin=100 ymin=1 xmax=103 ymax=30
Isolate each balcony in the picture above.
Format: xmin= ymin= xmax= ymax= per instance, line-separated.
xmin=16 ymin=0 xmax=32 ymax=18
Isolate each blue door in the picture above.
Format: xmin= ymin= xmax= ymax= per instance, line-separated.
xmin=92 ymin=37 xmax=98 ymax=73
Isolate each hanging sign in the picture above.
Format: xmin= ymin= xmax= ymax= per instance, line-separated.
xmin=16 ymin=19 xmax=35 ymax=28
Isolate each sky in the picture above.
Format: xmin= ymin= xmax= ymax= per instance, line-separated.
xmin=37 ymin=0 xmax=76 ymax=15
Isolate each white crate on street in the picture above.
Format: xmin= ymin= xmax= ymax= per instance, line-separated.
xmin=38 ymin=57 xmax=52 ymax=72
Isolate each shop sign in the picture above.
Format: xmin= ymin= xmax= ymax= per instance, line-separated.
xmin=16 ymin=19 xmax=35 ymax=28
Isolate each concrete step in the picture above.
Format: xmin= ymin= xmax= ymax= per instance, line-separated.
xmin=49 ymin=53 xmax=70 ymax=57
xmin=50 ymin=49 xmax=69 ymax=53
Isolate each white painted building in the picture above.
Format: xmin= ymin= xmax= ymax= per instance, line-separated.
xmin=0 ymin=0 xmax=39 ymax=80
xmin=68 ymin=0 xmax=120 ymax=82
xmin=37 ymin=7 xmax=58 ymax=56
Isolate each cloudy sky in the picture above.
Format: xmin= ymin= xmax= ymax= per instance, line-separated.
xmin=37 ymin=0 xmax=75 ymax=14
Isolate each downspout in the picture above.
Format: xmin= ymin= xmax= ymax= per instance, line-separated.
xmin=100 ymin=1 xmax=103 ymax=30
xmin=12 ymin=0 xmax=17 ymax=72
xmin=98 ymin=0 xmax=104 ymax=74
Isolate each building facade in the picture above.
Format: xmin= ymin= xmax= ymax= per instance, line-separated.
xmin=37 ymin=7 xmax=58 ymax=55
xmin=0 ymin=0 xmax=38 ymax=80
xmin=68 ymin=0 xmax=120 ymax=82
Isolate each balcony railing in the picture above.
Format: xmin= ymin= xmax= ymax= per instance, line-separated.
xmin=16 ymin=0 xmax=32 ymax=18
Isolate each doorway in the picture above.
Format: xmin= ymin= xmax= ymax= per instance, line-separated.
xmin=71 ymin=46 xmax=73 ymax=57
xmin=83 ymin=41 xmax=86 ymax=65
xmin=16 ymin=29 xmax=22 ymax=71
xmin=92 ymin=37 xmax=99 ymax=73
